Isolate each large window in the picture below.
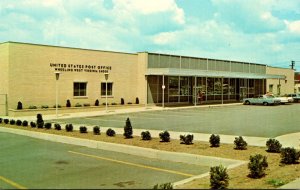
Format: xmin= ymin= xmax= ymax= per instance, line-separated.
xmin=74 ymin=82 xmax=87 ymax=97
xmin=101 ymin=82 xmax=113 ymax=96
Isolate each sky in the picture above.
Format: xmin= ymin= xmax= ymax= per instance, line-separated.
xmin=1 ymin=0 xmax=300 ymax=70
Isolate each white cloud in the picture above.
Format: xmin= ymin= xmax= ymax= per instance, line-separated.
xmin=286 ymin=20 xmax=300 ymax=34
xmin=112 ymin=0 xmax=185 ymax=24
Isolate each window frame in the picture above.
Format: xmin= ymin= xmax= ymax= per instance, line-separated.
xmin=73 ymin=82 xmax=88 ymax=98
xmin=101 ymin=82 xmax=113 ymax=97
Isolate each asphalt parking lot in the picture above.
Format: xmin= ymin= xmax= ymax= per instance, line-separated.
xmin=52 ymin=104 xmax=300 ymax=138
xmin=0 ymin=132 xmax=209 ymax=189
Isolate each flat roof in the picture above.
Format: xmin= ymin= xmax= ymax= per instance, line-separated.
xmin=1 ymin=41 xmax=137 ymax=56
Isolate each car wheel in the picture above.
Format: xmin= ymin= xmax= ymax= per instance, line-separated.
xmin=263 ymin=102 xmax=268 ymax=106
xmin=245 ymin=100 xmax=250 ymax=105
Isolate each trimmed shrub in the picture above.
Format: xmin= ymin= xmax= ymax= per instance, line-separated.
xmin=30 ymin=121 xmax=36 ymax=128
xmin=22 ymin=120 xmax=28 ymax=127
xmin=127 ymin=102 xmax=132 ymax=104
xmin=153 ymin=182 xmax=173 ymax=189
xmin=16 ymin=120 xmax=22 ymax=126
xmin=44 ymin=122 xmax=52 ymax=129
xmin=141 ymin=131 xmax=152 ymax=140
xmin=41 ymin=105 xmax=49 ymax=109
xmin=37 ymin=114 xmax=44 ymax=128
xmin=9 ymin=119 xmax=16 ymax=125
xmin=106 ymin=128 xmax=115 ymax=137
xmin=66 ymin=99 xmax=71 ymax=107
xmin=280 ymin=147 xmax=300 ymax=164
xmin=159 ymin=131 xmax=170 ymax=142
xmin=28 ymin=105 xmax=37 ymax=109
xmin=111 ymin=102 xmax=117 ymax=105
xmin=210 ymin=165 xmax=229 ymax=189
xmin=95 ymin=99 xmax=99 ymax=106
xmin=0 ymin=118 xmax=2 ymax=123
xmin=75 ymin=103 xmax=82 ymax=107
xmin=266 ymin=139 xmax=282 ymax=153
xmin=4 ymin=119 xmax=9 ymax=124
xmin=93 ymin=126 xmax=100 ymax=135
xmin=234 ymin=136 xmax=247 ymax=150
xmin=54 ymin=123 xmax=61 ymax=130
xmin=79 ymin=126 xmax=87 ymax=133
xmin=17 ymin=101 xmax=23 ymax=110
xmin=53 ymin=104 xmax=62 ymax=108
xmin=121 ymin=98 xmax=125 ymax=105
xmin=210 ymin=134 xmax=220 ymax=147
xmin=123 ymin=117 xmax=133 ymax=138
xmin=135 ymin=97 xmax=139 ymax=104
xmin=65 ymin=124 xmax=73 ymax=132
xmin=83 ymin=103 xmax=90 ymax=107
xmin=180 ymin=134 xmax=194 ymax=145
xmin=248 ymin=154 xmax=268 ymax=178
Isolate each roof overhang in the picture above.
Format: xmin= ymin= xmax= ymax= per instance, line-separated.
xmin=146 ymin=68 xmax=286 ymax=79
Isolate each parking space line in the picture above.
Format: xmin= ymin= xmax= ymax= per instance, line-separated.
xmin=68 ymin=151 xmax=194 ymax=177
xmin=0 ymin=176 xmax=26 ymax=189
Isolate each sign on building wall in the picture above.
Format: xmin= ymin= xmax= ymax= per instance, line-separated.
xmin=50 ymin=63 xmax=112 ymax=73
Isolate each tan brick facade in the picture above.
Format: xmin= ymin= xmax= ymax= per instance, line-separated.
xmin=0 ymin=42 xmax=295 ymax=116
xmin=266 ymin=66 xmax=294 ymax=95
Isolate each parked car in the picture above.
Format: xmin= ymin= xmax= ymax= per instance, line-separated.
xmin=273 ymin=95 xmax=293 ymax=104
xmin=286 ymin=93 xmax=300 ymax=103
xmin=243 ymin=95 xmax=281 ymax=106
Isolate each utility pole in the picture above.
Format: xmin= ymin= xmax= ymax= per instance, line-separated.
xmin=290 ymin=60 xmax=295 ymax=70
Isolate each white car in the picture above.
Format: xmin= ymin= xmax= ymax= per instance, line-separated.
xmin=273 ymin=95 xmax=293 ymax=104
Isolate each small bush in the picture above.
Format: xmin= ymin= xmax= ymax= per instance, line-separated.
xmin=153 ymin=182 xmax=173 ymax=189
xmin=280 ymin=147 xmax=300 ymax=164
xmin=0 ymin=118 xmax=2 ymax=123
xmin=44 ymin=122 xmax=52 ymax=129
xmin=95 ymin=99 xmax=99 ymax=106
xmin=141 ymin=131 xmax=152 ymax=140
xmin=53 ymin=104 xmax=62 ymax=108
xmin=234 ymin=136 xmax=247 ymax=150
xmin=54 ymin=123 xmax=61 ymax=130
xmin=180 ymin=134 xmax=194 ymax=145
xmin=36 ymin=114 xmax=44 ymax=128
xmin=106 ymin=128 xmax=115 ymax=137
xmin=102 ymin=102 xmax=107 ymax=106
xmin=266 ymin=139 xmax=282 ymax=153
xmin=16 ymin=120 xmax=22 ymax=126
xmin=83 ymin=103 xmax=90 ymax=107
xmin=22 ymin=120 xmax=28 ymax=127
xmin=93 ymin=126 xmax=100 ymax=135
xmin=210 ymin=134 xmax=220 ymax=147
xmin=135 ymin=97 xmax=139 ymax=104
xmin=159 ymin=131 xmax=170 ymax=142
xmin=121 ymin=98 xmax=124 ymax=105
xmin=41 ymin=105 xmax=49 ymax=109
xmin=65 ymin=124 xmax=73 ymax=132
xmin=80 ymin=126 xmax=87 ymax=133
xmin=9 ymin=119 xmax=16 ymax=125
xmin=30 ymin=121 xmax=36 ymax=128
xmin=248 ymin=154 xmax=268 ymax=178
xmin=123 ymin=117 xmax=133 ymax=139
xmin=66 ymin=99 xmax=71 ymax=107
xmin=17 ymin=101 xmax=23 ymax=110
xmin=210 ymin=165 xmax=229 ymax=189
xmin=111 ymin=102 xmax=117 ymax=105
xmin=28 ymin=105 xmax=37 ymax=109
xmin=75 ymin=103 xmax=82 ymax=107
xmin=4 ymin=119 xmax=9 ymax=124
xmin=127 ymin=102 xmax=132 ymax=104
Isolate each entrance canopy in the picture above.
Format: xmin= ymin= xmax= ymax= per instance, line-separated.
xmin=146 ymin=68 xmax=286 ymax=79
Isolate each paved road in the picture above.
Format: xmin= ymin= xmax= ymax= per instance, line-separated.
xmin=0 ymin=132 xmax=209 ymax=189
xmin=52 ymin=104 xmax=300 ymax=138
